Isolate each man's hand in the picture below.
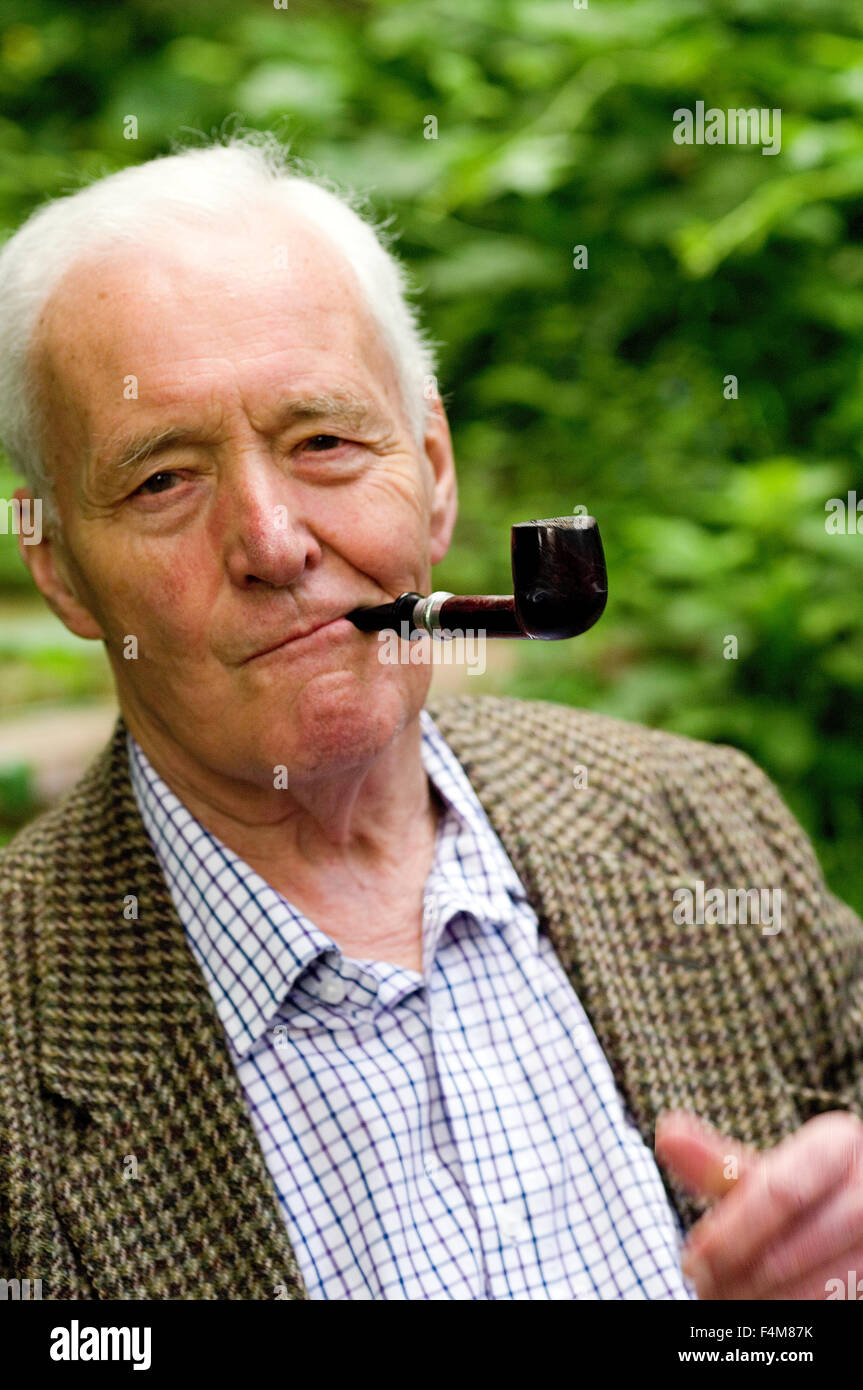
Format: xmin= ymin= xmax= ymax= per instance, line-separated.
xmin=655 ymin=1109 xmax=863 ymax=1300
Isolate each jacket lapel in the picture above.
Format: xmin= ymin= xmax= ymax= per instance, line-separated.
xmin=35 ymin=714 xmax=308 ymax=1299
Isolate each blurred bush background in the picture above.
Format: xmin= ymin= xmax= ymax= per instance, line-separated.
xmin=0 ymin=0 xmax=861 ymax=910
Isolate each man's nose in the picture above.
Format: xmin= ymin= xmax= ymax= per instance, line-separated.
xmin=219 ymin=462 xmax=322 ymax=589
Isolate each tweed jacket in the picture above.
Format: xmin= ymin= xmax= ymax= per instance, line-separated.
xmin=1 ymin=692 xmax=862 ymax=1300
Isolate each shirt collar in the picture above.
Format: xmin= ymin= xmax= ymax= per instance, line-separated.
xmin=418 ymin=708 xmax=530 ymax=912
xmin=127 ymin=709 xmax=532 ymax=1060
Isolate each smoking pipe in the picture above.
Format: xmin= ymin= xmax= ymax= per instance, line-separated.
xmin=346 ymin=515 xmax=607 ymax=640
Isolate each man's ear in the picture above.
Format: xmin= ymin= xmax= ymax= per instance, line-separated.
xmin=422 ymin=395 xmax=458 ymax=565
xmin=13 ymin=485 xmax=105 ymax=641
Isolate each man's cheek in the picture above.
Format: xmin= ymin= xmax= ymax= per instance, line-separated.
xmin=353 ymin=524 xmax=428 ymax=587
xmin=97 ymin=545 xmax=206 ymax=634
xmin=354 ymin=471 xmax=430 ymax=536
xmin=95 ymin=587 xmax=198 ymax=666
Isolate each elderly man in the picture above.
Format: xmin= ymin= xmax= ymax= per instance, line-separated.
xmin=1 ymin=134 xmax=861 ymax=1303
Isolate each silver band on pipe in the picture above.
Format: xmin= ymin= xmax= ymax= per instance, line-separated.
xmin=414 ymin=591 xmax=455 ymax=634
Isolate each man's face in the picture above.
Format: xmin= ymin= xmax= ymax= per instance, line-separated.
xmin=24 ymin=211 xmax=457 ymax=791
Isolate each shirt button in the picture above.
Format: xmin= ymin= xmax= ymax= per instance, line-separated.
xmin=318 ymin=974 xmax=347 ymax=1004
xmin=497 ymin=1204 xmax=529 ymax=1244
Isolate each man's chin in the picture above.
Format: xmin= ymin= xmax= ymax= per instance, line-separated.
xmin=246 ymin=671 xmax=425 ymax=780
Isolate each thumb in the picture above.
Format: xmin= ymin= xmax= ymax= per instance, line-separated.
xmin=655 ymin=1109 xmax=751 ymax=1200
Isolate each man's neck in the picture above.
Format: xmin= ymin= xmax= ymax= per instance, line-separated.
xmin=127 ymin=709 xmax=439 ymax=892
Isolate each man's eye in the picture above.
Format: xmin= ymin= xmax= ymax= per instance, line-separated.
xmin=302 ymin=434 xmax=345 ymax=452
xmin=135 ymin=471 xmax=182 ymax=496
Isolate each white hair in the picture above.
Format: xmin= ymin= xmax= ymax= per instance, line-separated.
xmin=0 ymin=131 xmax=440 ymax=533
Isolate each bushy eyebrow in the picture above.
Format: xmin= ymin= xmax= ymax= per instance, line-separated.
xmin=271 ymin=390 xmax=384 ymax=434
xmin=101 ymin=390 xmax=386 ymax=474
xmin=108 ymin=425 xmax=199 ymax=472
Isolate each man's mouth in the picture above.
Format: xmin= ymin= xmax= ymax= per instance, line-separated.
xmin=244 ymin=615 xmax=354 ymax=662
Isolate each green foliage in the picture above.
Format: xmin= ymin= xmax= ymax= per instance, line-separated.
xmin=0 ymin=761 xmax=36 ymax=833
xmin=0 ymin=0 xmax=862 ymax=908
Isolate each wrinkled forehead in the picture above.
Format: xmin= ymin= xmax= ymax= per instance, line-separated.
xmin=29 ymin=211 xmax=396 ymax=431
